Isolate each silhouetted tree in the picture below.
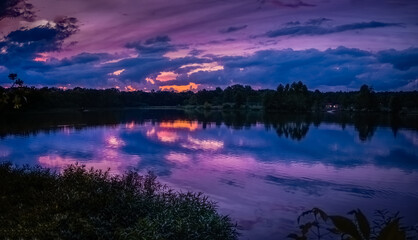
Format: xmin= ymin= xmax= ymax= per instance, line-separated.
xmin=4 ymin=73 xmax=27 ymax=109
xmin=354 ymin=114 xmax=377 ymax=141
xmin=266 ymin=81 xmax=311 ymax=112
xmin=1 ymin=79 xmax=417 ymax=114
xmin=233 ymin=91 xmax=245 ymax=108
xmin=389 ymin=95 xmax=401 ymax=114
xmin=356 ymin=84 xmax=378 ymax=111
xmin=8 ymin=73 xmax=24 ymax=88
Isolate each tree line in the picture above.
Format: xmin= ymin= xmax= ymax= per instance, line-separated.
xmin=1 ymin=74 xmax=417 ymax=113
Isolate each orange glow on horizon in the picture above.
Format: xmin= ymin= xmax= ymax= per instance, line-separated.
xmin=156 ymin=71 xmax=178 ymax=82
xmin=33 ymin=53 xmax=48 ymax=62
xmin=159 ymin=82 xmax=199 ymax=92
xmin=125 ymin=85 xmax=137 ymax=92
xmin=160 ymin=120 xmax=199 ymax=131
xmin=146 ymin=77 xmax=155 ymax=84
xmin=112 ymin=69 xmax=125 ymax=76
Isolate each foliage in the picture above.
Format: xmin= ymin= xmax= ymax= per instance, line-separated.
xmin=1 ymin=75 xmax=417 ymax=113
xmin=356 ymin=85 xmax=378 ymax=111
xmin=9 ymin=73 xmax=24 ymax=88
xmin=288 ymin=207 xmax=416 ymax=240
xmin=267 ymin=81 xmax=311 ymax=112
xmin=0 ymin=163 xmax=238 ymax=240
xmin=1 ymin=73 xmax=27 ymax=109
xmin=389 ymin=95 xmax=402 ymax=114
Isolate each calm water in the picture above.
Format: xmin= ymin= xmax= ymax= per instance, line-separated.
xmin=1 ymin=109 xmax=417 ymax=239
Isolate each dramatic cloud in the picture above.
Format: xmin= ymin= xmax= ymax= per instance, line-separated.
xmin=180 ymin=47 xmax=417 ymax=91
xmin=377 ymin=48 xmax=418 ymax=71
xmin=266 ymin=21 xmax=402 ymax=38
xmin=188 ymin=49 xmax=205 ymax=56
xmin=284 ymin=21 xmax=301 ymax=26
xmin=125 ymin=36 xmax=177 ymax=57
xmin=0 ymin=0 xmax=416 ymax=91
xmin=59 ymin=53 xmax=113 ymax=66
xmin=0 ymin=0 xmax=35 ymax=21
xmin=0 ymin=16 xmax=79 ymax=78
xmin=305 ymin=18 xmax=331 ymax=26
xmin=1 ymin=39 xmax=417 ymax=91
xmin=259 ymin=0 xmax=315 ymax=8
xmin=220 ymin=25 xmax=248 ymax=34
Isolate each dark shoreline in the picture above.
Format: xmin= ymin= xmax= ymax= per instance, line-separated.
xmin=1 ymin=108 xmax=417 ymax=141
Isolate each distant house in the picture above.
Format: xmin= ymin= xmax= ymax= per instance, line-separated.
xmin=325 ymin=103 xmax=340 ymax=111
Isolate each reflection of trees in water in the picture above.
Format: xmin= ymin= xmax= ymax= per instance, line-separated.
xmin=263 ymin=113 xmax=312 ymax=141
xmin=390 ymin=115 xmax=401 ymax=137
xmin=354 ymin=114 xmax=378 ymax=141
xmin=186 ymin=110 xmax=259 ymax=130
xmin=275 ymin=121 xmax=310 ymax=141
xmin=0 ymin=109 xmax=150 ymax=138
xmin=175 ymin=111 xmax=312 ymax=140
xmin=1 ymin=110 xmax=416 ymax=141
xmin=355 ymin=124 xmax=376 ymax=141
xmin=221 ymin=111 xmax=248 ymax=130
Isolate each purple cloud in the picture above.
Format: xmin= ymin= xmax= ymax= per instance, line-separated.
xmin=377 ymin=48 xmax=418 ymax=71
xmin=259 ymin=0 xmax=315 ymax=8
xmin=0 ymin=0 xmax=417 ymax=91
xmin=266 ymin=21 xmax=402 ymax=37
xmin=220 ymin=25 xmax=248 ymax=34
xmin=305 ymin=18 xmax=331 ymax=26
xmin=0 ymin=0 xmax=35 ymax=21
xmin=125 ymin=36 xmax=177 ymax=56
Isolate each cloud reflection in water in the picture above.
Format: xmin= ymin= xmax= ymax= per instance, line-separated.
xmin=0 ymin=115 xmax=417 ymax=240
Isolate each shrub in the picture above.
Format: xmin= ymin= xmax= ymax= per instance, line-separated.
xmin=0 ymin=163 xmax=238 ymax=240
xmin=288 ymin=207 xmax=416 ymax=240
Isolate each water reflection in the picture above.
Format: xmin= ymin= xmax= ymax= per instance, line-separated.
xmin=0 ymin=109 xmax=417 ymax=239
xmin=1 ymin=110 xmax=416 ymax=142
xmin=160 ymin=120 xmax=199 ymax=131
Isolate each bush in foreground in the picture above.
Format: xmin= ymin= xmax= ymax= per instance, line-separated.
xmin=288 ymin=207 xmax=416 ymax=240
xmin=0 ymin=163 xmax=238 ymax=240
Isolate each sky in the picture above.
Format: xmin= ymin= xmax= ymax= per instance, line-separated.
xmin=0 ymin=0 xmax=417 ymax=92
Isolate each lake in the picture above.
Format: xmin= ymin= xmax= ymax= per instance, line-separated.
xmin=1 ymin=109 xmax=417 ymax=239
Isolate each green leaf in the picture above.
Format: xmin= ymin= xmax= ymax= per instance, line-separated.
xmin=297 ymin=209 xmax=313 ymax=224
xmin=313 ymin=207 xmax=328 ymax=221
xmin=299 ymin=222 xmax=314 ymax=235
xmin=376 ymin=218 xmax=406 ymax=240
xmin=353 ymin=209 xmax=370 ymax=239
xmin=329 ymin=215 xmax=362 ymax=240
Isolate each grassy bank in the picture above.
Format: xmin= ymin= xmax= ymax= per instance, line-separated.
xmin=0 ymin=163 xmax=238 ymax=240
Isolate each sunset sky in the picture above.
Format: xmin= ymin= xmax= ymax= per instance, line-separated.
xmin=0 ymin=0 xmax=417 ymax=91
